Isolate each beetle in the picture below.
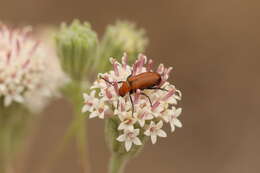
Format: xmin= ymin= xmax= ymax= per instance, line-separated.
xmin=100 ymin=71 xmax=168 ymax=114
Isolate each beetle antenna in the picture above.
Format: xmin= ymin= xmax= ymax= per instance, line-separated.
xmin=100 ymin=77 xmax=113 ymax=85
xmin=100 ymin=76 xmax=124 ymax=85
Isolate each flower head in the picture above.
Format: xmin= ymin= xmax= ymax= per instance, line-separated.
xmin=0 ymin=24 xmax=66 ymax=112
xmin=82 ymin=53 xmax=182 ymax=152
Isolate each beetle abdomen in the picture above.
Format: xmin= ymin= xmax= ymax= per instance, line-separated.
xmin=128 ymin=72 xmax=161 ymax=91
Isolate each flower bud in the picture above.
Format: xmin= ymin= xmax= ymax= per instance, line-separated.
xmin=55 ymin=19 xmax=98 ymax=81
xmin=99 ymin=21 xmax=148 ymax=72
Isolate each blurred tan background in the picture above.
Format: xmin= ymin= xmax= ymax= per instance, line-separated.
xmin=1 ymin=0 xmax=260 ymax=173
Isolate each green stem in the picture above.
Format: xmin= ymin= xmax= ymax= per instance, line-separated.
xmin=108 ymin=153 xmax=128 ymax=173
xmin=64 ymin=81 xmax=90 ymax=173
xmin=74 ymin=97 xmax=90 ymax=173
xmin=0 ymin=125 xmax=11 ymax=173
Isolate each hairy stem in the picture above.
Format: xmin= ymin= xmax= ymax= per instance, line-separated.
xmin=108 ymin=153 xmax=128 ymax=173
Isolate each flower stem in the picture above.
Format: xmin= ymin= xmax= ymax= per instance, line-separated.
xmin=108 ymin=153 xmax=128 ymax=173
xmin=64 ymin=81 xmax=91 ymax=173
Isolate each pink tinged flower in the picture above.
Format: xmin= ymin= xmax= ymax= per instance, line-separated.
xmin=89 ymin=100 xmax=109 ymax=119
xmin=134 ymin=107 xmax=153 ymax=127
xmin=162 ymin=89 xmax=176 ymax=102
xmin=156 ymin=64 xmax=164 ymax=74
xmin=117 ymin=128 xmax=142 ymax=152
xmin=169 ymin=107 xmax=182 ymax=132
xmin=144 ymin=121 xmax=167 ymax=144
xmin=121 ymin=53 xmax=128 ymax=70
xmin=133 ymin=54 xmax=147 ymax=75
xmin=117 ymin=112 xmax=137 ymax=130
xmin=4 ymin=93 xmax=24 ymax=107
xmin=164 ymin=67 xmax=173 ymax=80
xmin=105 ymin=88 xmax=113 ymax=99
xmin=110 ymin=58 xmax=120 ymax=77
xmin=162 ymin=84 xmax=182 ymax=104
xmin=146 ymin=59 xmax=153 ymax=72
xmin=151 ymin=100 xmax=160 ymax=111
xmin=82 ymin=91 xmax=98 ymax=113
xmin=159 ymin=109 xmax=172 ymax=123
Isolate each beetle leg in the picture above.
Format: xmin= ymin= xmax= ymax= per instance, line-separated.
xmin=116 ymin=99 xmax=119 ymax=109
xmin=129 ymin=93 xmax=134 ymax=115
xmin=140 ymin=92 xmax=153 ymax=107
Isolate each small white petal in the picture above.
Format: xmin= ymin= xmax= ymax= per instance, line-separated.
xmin=175 ymin=108 xmax=182 ymax=117
xmin=117 ymin=134 xmax=126 ymax=142
xmin=125 ymin=141 xmax=132 ymax=151
xmin=89 ymin=112 xmax=98 ymax=118
xmin=170 ymin=122 xmax=176 ymax=132
xmin=81 ymin=105 xmax=88 ymax=113
xmin=133 ymin=138 xmax=142 ymax=145
xmin=83 ymin=93 xmax=89 ymax=100
xmin=14 ymin=95 xmax=24 ymax=103
xmin=144 ymin=130 xmax=150 ymax=136
xmin=118 ymin=123 xmax=126 ymax=130
xmin=151 ymin=135 xmax=157 ymax=144
xmin=138 ymin=119 xmax=145 ymax=127
xmin=174 ymin=119 xmax=183 ymax=128
xmin=157 ymin=120 xmax=163 ymax=129
xmin=98 ymin=112 xmax=105 ymax=119
xmin=133 ymin=129 xmax=140 ymax=135
xmin=4 ymin=96 xmax=12 ymax=107
xmin=157 ymin=129 xmax=167 ymax=137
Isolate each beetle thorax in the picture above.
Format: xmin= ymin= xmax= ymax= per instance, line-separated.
xmin=119 ymin=81 xmax=131 ymax=97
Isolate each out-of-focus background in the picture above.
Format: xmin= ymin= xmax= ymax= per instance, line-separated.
xmin=1 ymin=0 xmax=260 ymax=173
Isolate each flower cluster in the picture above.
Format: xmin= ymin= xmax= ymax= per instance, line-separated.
xmin=82 ymin=54 xmax=182 ymax=151
xmin=0 ymin=24 xmax=66 ymax=112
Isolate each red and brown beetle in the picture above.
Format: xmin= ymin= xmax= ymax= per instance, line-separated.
xmin=101 ymin=71 xmax=168 ymax=114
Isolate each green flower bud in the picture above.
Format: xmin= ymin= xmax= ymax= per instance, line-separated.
xmin=55 ymin=19 xmax=98 ymax=81
xmin=99 ymin=20 xmax=148 ymax=72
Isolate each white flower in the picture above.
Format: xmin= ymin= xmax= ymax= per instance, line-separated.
xmin=168 ymin=107 xmax=182 ymax=132
xmin=144 ymin=121 xmax=167 ymax=144
xmin=133 ymin=105 xmax=153 ymax=127
xmin=117 ymin=128 xmax=142 ymax=151
xmin=117 ymin=111 xmax=137 ymax=130
xmin=82 ymin=54 xmax=182 ymax=151
xmin=0 ymin=25 xmax=67 ymax=112
xmin=82 ymin=91 xmax=98 ymax=113
xmin=89 ymin=99 xmax=109 ymax=119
